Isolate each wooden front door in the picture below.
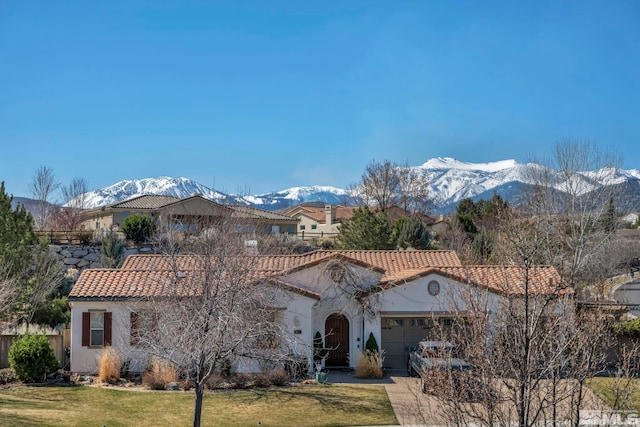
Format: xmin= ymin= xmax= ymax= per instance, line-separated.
xmin=325 ymin=313 xmax=349 ymax=367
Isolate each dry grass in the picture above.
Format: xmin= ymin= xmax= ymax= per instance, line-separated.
xmin=0 ymin=383 xmax=395 ymax=426
xmin=355 ymin=351 xmax=384 ymax=379
xmin=142 ymin=358 xmax=178 ymax=390
xmin=98 ymin=348 xmax=121 ymax=384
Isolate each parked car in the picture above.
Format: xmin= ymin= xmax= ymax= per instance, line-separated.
xmin=407 ymin=340 xmax=472 ymax=394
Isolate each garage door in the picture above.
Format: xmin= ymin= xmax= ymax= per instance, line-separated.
xmin=381 ymin=317 xmax=450 ymax=370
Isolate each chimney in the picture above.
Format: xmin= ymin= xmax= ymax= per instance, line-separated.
xmin=325 ymin=204 xmax=335 ymax=225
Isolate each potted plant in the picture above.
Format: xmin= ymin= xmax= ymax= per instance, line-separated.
xmin=313 ymin=331 xmax=328 ymax=383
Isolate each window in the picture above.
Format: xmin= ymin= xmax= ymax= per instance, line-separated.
xmin=130 ymin=311 xmax=158 ymax=347
xmin=311 ymin=224 xmax=317 ymax=230
xmin=91 ymin=312 xmax=104 ymax=346
xmin=287 ymin=225 xmax=295 ymax=234
xmin=271 ymin=225 xmax=280 ymax=234
xmin=300 ymin=225 xmax=306 ymax=230
xmin=82 ymin=311 xmax=112 ymax=347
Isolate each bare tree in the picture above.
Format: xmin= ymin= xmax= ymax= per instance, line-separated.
xmin=132 ymin=218 xmax=293 ymax=427
xmin=350 ymin=159 xmax=431 ymax=214
xmin=28 ymin=165 xmax=60 ymax=230
xmin=57 ymin=177 xmax=90 ymax=232
xmin=525 ymin=140 xmax=622 ymax=296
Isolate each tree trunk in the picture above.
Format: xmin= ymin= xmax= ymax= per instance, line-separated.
xmin=193 ymin=383 xmax=204 ymax=427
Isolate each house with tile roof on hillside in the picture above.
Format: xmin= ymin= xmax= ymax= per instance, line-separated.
xmin=80 ymin=194 xmax=298 ymax=236
xmin=284 ymin=204 xmax=356 ymax=241
xmin=68 ymin=249 xmax=566 ymax=374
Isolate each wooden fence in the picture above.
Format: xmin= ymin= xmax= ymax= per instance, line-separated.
xmin=0 ymin=332 xmax=69 ymax=370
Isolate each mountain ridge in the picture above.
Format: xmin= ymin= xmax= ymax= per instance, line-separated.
xmin=26 ymin=158 xmax=640 ymax=214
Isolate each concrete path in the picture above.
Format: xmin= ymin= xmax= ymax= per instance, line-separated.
xmin=325 ymin=369 xmax=609 ymax=427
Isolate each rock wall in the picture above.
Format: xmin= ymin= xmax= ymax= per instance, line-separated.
xmin=50 ymin=244 xmax=158 ymax=276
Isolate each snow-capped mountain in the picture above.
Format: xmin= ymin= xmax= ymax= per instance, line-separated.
xmin=244 ymin=186 xmax=351 ymax=210
xmin=419 ymin=157 xmax=640 ymax=211
xmin=73 ymin=158 xmax=640 ymax=213
xmin=80 ymin=177 xmax=242 ymax=208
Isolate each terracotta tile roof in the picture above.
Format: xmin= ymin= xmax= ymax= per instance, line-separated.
xmin=120 ymin=250 xmax=461 ymax=276
xmin=69 ymin=267 xmax=278 ymax=300
xmin=382 ymin=265 xmax=568 ymax=296
xmin=76 ymin=250 xmax=460 ymax=300
xmin=108 ymin=195 xmax=181 ymax=210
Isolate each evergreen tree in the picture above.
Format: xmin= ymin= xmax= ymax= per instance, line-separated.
xmin=121 ymin=214 xmax=155 ymax=244
xmin=336 ymin=206 xmax=392 ymax=250
xmin=392 ymin=217 xmax=431 ymax=249
xmin=601 ymin=195 xmax=616 ymax=233
xmin=0 ymin=182 xmax=35 ymax=278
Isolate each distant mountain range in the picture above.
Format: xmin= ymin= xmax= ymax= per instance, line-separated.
xmin=11 ymin=158 xmax=640 ymax=214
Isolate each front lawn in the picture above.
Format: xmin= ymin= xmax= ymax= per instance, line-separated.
xmin=0 ymin=383 xmax=396 ymax=426
xmin=588 ymin=377 xmax=640 ymax=412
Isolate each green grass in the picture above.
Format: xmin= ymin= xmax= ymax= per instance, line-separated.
xmin=587 ymin=377 xmax=640 ymax=411
xmin=0 ymin=383 xmax=396 ymax=426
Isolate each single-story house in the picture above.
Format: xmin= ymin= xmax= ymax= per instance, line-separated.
xmin=68 ymin=249 xmax=563 ymax=374
xmin=80 ymin=194 xmax=298 ymax=236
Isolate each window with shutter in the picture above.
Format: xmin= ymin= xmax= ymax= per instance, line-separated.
xmin=82 ymin=311 xmax=111 ymax=347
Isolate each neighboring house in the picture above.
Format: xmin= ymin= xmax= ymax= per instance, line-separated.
xmin=80 ymin=194 xmax=298 ymax=236
xmin=285 ymin=204 xmax=356 ymax=241
xmin=427 ymin=215 xmax=450 ymax=238
xmin=68 ymin=249 xmax=563 ymax=374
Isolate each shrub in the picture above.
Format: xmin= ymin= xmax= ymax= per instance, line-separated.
xmin=100 ymin=229 xmax=126 ymax=268
xmin=98 ymin=348 xmax=121 ymax=384
xmin=232 ymin=373 xmax=252 ymax=389
xmin=252 ymin=372 xmax=272 ymax=388
xmin=268 ymin=369 xmax=290 ymax=386
xmin=0 ymin=368 xmax=17 ymax=384
xmin=8 ymin=333 xmax=59 ymax=382
xmin=284 ymin=354 xmax=309 ymax=379
xmin=365 ymin=332 xmax=379 ymax=353
xmin=121 ymin=215 xmax=155 ymax=244
xmin=313 ymin=331 xmax=327 ymax=364
xmin=32 ymin=297 xmax=70 ymax=329
xmin=142 ymin=358 xmax=178 ymax=390
xmin=354 ymin=351 xmax=384 ymax=379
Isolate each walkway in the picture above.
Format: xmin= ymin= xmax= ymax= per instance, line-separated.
xmin=324 ymin=369 xmax=609 ymax=427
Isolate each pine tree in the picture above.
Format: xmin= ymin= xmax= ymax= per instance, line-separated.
xmin=336 ymin=206 xmax=392 ymax=250
xmin=0 ymin=182 xmax=35 ymax=278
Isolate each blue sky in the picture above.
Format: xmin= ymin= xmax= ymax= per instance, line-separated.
xmin=1 ymin=1 xmax=639 ymax=199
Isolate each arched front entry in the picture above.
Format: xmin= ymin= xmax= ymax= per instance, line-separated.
xmin=325 ymin=313 xmax=349 ymax=367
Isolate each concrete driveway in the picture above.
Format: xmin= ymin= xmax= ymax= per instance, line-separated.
xmin=326 ymin=369 xmax=609 ymax=427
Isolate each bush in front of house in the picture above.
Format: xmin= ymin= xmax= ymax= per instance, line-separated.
xmin=365 ymin=332 xmax=379 ymax=353
xmin=0 ymin=368 xmax=17 ymax=384
xmin=142 ymin=357 xmax=178 ymax=390
xmin=8 ymin=333 xmax=59 ymax=382
xmin=354 ymin=350 xmax=384 ymax=379
xmin=98 ymin=348 xmax=121 ymax=384
xmin=121 ymin=214 xmax=155 ymax=244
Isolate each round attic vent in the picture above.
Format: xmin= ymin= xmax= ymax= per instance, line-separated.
xmin=428 ymin=280 xmax=440 ymax=296
xmin=326 ymin=262 xmax=346 ymax=283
